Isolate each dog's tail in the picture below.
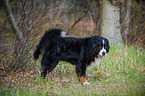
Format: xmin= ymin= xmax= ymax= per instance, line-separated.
xmin=33 ymin=29 xmax=66 ymax=60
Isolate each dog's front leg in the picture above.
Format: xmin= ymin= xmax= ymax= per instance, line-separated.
xmin=79 ymin=76 xmax=90 ymax=85
xmin=76 ymin=65 xmax=90 ymax=85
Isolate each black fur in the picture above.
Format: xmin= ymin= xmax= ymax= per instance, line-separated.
xmin=33 ymin=29 xmax=63 ymax=60
xmin=33 ymin=29 xmax=110 ymax=82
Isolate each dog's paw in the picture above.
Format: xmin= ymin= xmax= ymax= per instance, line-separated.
xmin=83 ymin=81 xmax=90 ymax=85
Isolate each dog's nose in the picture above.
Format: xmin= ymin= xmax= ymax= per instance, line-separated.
xmin=102 ymin=51 xmax=106 ymax=56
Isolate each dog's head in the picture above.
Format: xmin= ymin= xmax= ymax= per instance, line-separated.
xmin=92 ymin=36 xmax=110 ymax=57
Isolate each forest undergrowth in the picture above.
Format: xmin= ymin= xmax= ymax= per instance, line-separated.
xmin=1 ymin=44 xmax=145 ymax=95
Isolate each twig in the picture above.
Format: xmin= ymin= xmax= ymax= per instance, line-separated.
xmin=67 ymin=10 xmax=89 ymax=35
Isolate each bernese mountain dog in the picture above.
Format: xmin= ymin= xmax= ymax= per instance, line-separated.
xmin=33 ymin=29 xmax=110 ymax=85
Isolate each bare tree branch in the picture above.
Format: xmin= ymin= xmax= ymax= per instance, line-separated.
xmin=4 ymin=0 xmax=24 ymax=42
xmin=67 ymin=10 xmax=88 ymax=35
xmin=70 ymin=10 xmax=88 ymax=29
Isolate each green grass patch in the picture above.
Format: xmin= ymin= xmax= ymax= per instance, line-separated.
xmin=1 ymin=44 xmax=145 ymax=95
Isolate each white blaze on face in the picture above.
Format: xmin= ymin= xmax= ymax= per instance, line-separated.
xmin=99 ymin=40 xmax=107 ymax=56
xmin=61 ymin=31 xmax=66 ymax=37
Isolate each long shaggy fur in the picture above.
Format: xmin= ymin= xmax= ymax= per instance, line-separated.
xmin=33 ymin=28 xmax=110 ymax=84
xmin=33 ymin=29 xmax=64 ymax=60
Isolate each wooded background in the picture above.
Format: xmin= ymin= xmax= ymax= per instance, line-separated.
xmin=0 ymin=0 xmax=145 ymax=72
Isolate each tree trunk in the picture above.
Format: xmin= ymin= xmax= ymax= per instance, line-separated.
xmin=4 ymin=0 xmax=24 ymax=42
xmin=124 ymin=0 xmax=131 ymax=41
xmin=100 ymin=0 xmax=124 ymax=46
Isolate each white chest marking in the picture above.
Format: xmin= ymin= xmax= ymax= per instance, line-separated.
xmin=87 ymin=57 xmax=104 ymax=69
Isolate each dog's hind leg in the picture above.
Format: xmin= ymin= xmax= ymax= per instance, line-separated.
xmin=41 ymin=52 xmax=50 ymax=79
xmin=41 ymin=52 xmax=59 ymax=79
xmin=41 ymin=66 xmax=48 ymax=79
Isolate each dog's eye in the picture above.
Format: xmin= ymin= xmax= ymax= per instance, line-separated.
xmin=104 ymin=45 xmax=107 ymax=49
xmin=100 ymin=45 xmax=103 ymax=49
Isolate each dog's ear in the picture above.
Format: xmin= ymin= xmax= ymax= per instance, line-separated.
xmin=92 ymin=37 xmax=101 ymax=48
xmin=92 ymin=42 xmax=100 ymax=49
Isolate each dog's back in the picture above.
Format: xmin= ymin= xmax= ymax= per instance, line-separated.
xmin=33 ymin=29 xmax=66 ymax=60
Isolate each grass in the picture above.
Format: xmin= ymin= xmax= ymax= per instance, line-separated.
xmin=1 ymin=44 xmax=145 ymax=96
